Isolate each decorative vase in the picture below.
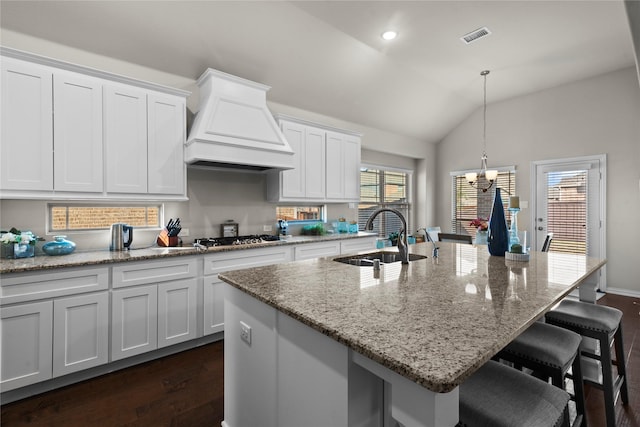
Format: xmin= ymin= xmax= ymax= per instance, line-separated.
xmin=508 ymin=208 xmax=520 ymax=252
xmin=475 ymin=230 xmax=488 ymax=244
xmin=11 ymin=243 xmax=35 ymax=259
xmin=487 ymin=188 xmax=509 ymax=256
xmin=42 ymin=236 xmax=76 ymax=256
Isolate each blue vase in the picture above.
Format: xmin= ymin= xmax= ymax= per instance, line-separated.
xmin=42 ymin=235 xmax=76 ymax=256
xmin=487 ymin=188 xmax=509 ymax=256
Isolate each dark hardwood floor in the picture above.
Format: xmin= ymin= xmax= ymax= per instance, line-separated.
xmin=1 ymin=342 xmax=224 ymax=427
xmin=1 ymin=293 xmax=638 ymax=427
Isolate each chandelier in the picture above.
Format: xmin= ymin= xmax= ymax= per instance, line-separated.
xmin=465 ymin=70 xmax=498 ymax=192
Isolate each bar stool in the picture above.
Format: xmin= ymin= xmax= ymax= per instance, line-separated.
xmin=546 ymin=299 xmax=629 ymax=427
xmin=458 ymin=360 xmax=571 ymax=427
xmin=496 ymin=322 xmax=587 ymax=427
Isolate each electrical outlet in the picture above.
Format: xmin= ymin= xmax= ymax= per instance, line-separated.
xmin=181 ymin=228 xmax=190 ymax=236
xmin=240 ymin=321 xmax=252 ymax=345
xmin=263 ymin=225 xmax=272 ymax=232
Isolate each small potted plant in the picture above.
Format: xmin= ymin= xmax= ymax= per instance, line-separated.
xmin=470 ymin=218 xmax=488 ymax=244
xmin=0 ymin=227 xmax=44 ymax=259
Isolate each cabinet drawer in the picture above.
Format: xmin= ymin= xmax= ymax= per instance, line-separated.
xmin=204 ymin=246 xmax=293 ymax=277
xmin=0 ymin=266 xmax=108 ymax=305
xmin=294 ymin=241 xmax=341 ymax=261
xmin=340 ymin=237 xmax=376 ymax=255
xmin=112 ymin=257 xmax=197 ymax=288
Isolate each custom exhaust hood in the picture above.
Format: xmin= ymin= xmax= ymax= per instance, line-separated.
xmin=185 ymin=68 xmax=294 ymax=171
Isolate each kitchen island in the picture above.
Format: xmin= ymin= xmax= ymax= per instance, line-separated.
xmin=219 ymin=241 xmax=606 ymax=427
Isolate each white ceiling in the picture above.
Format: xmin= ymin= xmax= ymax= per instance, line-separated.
xmin=1 ymin=1 xmax=637 ymax=144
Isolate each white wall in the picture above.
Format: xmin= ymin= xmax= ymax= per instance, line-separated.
xmin=436 ymin=67 xmax=640 ymax=295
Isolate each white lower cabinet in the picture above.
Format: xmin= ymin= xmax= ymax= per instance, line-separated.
xmin=53 ymin=292 xmax=109 ymax=377
xmin=0 ymin=291 xmax=109 ymax=392
xmin=294 ymin=240 xmax=341 ymax=261
xmin=157 ymin=279 xmax=197 ymax=348
xmin=203 ymin=246 xmax=293 ymax=336
xmin=111 ymin=285 xmax=158 ymax=361
xmin=111 ymin=278 xmax=197 ymax=361
xmin=110 ymin=257 xmax=198 ymax=361
xmin=340 ymin=237 xmax=377 ymax=254
xmin=203 ymin=276 xmax=225 ymax=335
xmin=0 ymin=301 xmax=53 ymax=392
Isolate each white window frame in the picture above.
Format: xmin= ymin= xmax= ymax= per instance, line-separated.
xmin=47 ymin=203 xmax=163 ymax=234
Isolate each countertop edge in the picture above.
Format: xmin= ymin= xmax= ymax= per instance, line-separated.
xmin=0 ymin=232 xmax=376 ymax=274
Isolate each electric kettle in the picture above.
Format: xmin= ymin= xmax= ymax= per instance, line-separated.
xmin=110 ymin=223 xmax=133 ymax=251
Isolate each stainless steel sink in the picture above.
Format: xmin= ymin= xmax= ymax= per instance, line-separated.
xmin=333 ymin=251 xmax=428 ymax=266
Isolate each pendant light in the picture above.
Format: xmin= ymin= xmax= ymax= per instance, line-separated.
xmin=466 ymin=70 xmax=498 ymax=192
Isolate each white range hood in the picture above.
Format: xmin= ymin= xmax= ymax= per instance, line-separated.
xmin=185 ymin=68 xmax=294 ymax=171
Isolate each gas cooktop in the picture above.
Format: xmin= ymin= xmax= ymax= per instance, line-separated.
xmin=194 ymin=235 xmax=280 ymax=247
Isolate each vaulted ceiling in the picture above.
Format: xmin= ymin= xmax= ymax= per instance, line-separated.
xmin=1 ymin=1 xmax=637 ymax=143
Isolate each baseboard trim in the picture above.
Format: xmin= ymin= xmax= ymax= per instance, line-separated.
xmin=604 ymin=287 xmax=640 ymax=298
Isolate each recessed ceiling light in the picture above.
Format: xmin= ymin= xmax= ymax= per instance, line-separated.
xmin=381 ymin=30 xmax=398 ymax=41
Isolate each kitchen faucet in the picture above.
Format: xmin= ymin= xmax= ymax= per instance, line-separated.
xmin=416 ymin=227 xmax=439 ymax=258
xmin=365 ymin=208 xmax=409 ymax=264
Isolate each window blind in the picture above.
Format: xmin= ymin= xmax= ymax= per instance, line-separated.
xmin=358 ymin=168 xmax=410 ymax=239
xmin=545 ymin=170 xmax=588 ymax=254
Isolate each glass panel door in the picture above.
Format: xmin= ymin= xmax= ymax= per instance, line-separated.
xmin=533 ymin=155 xmax=605 ymax=292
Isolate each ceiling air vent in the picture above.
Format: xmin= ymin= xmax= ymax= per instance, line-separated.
xmin=461 ymin=27 xmax=491 ymax=44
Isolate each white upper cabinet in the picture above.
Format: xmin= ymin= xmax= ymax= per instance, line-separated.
xmin=326 ymin=132 xmax=361 ymax=201
xmin=147 ymin=93 xmax=186 ymax=195
xmin=267 ymin=115 xmax=361 ymax=203
xmin=0 ymin=47 xmax=189 ymax=200
xmin=280 ymin=121 xmax=305 ymax=198
xmin=104 ymin=88 xmax=186 ymax=196
xmin=53 ymin=71 xmax=104 ymax=192
xmin=105 ymin=85 xmax=148 ymax=193
xmin=0 ymin=58 xmax=53 ymax=191
xmin=304 ymin=126 xmax=326 ymax=199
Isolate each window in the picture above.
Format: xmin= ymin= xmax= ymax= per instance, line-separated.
xmin=276 ymin=206 xmax=324 ymax=222
xmin=451 ymin=169 xmax=515 ymax=236
xmin=358 ymin=167 xmax=411 ymax=238
xmin=50 ymin=204 xmax=161 ymax=232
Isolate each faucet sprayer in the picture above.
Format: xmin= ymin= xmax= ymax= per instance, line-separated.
xmin=416 ymin=227 xmax=439 ymax=259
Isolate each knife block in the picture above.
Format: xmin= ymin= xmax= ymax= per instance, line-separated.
xmin=157 ymin=229 xmax=179 ymax=247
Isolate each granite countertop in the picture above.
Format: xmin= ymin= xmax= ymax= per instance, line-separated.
xmin=0 ymin=232 xmax=375 ymax=274
xmin=219 ymin=242 xmax=606 ymax=393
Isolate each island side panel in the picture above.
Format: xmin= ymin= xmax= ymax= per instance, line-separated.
xmin=224 ymin=285 xmax=278 ymax=427
xmin=225 ymin=284 xmax=359 ymax=427
xmin=276 ymin=305 xmax=349 ymax=426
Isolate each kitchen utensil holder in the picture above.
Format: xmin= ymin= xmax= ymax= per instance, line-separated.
xmin=157 ymin=229 xmax=180 ymax=247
